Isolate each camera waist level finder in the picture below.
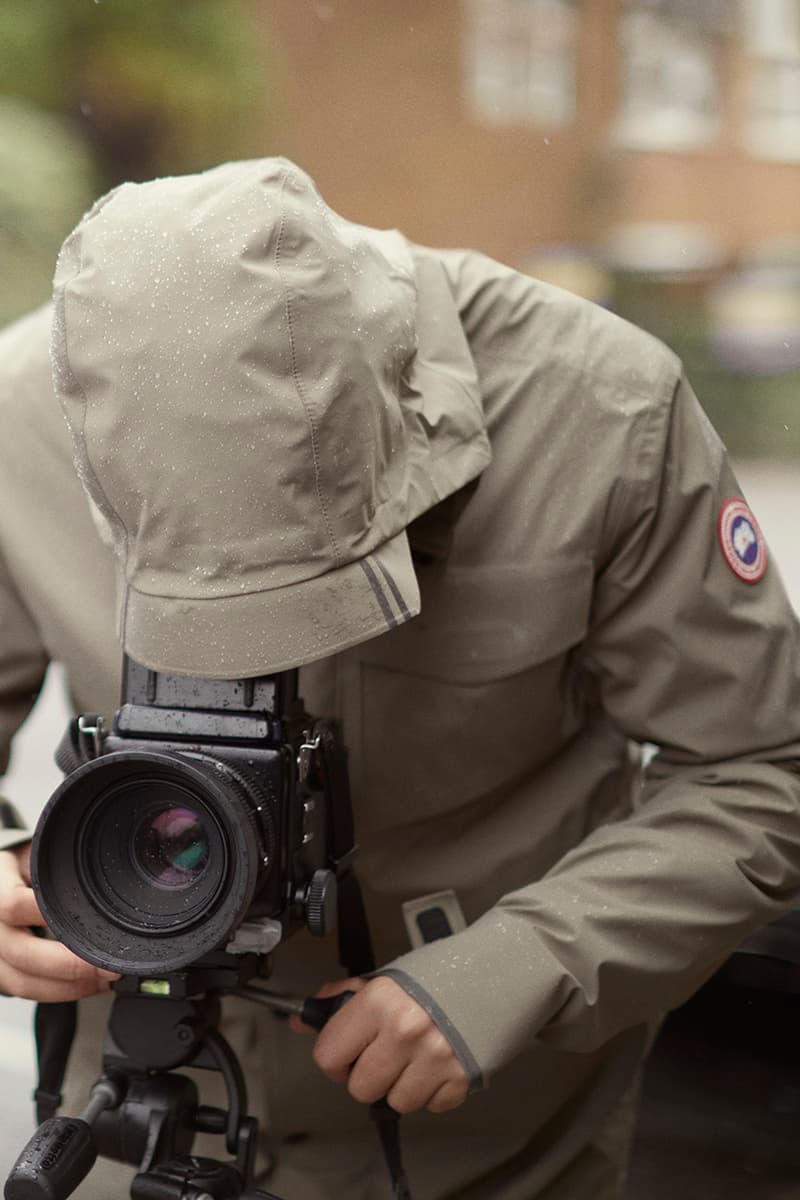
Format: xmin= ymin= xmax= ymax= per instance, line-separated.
xmin=31 ymin=658 xmax=340 ymax=979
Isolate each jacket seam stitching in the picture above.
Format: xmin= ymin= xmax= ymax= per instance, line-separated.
xmin=273 ymin=167 xmax=342 ymax=566
xmin=471 ymin=341 xmax=680 ymax=406
xmin=57 ymin=247 xmax=131 ymax=582
xmin=600 ymin=369 xmax=679 ymax=569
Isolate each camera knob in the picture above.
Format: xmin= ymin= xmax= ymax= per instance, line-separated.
xmin=305 ymin=869 xmax=338 ymax=937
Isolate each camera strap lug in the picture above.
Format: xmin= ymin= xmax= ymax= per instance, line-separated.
xmin=54 ymin=714 xmax=106 ymax=775
xmin=77 ymin=714 xmax=105 ymax=760
xmin=297 ymin=730 xmax=321 ymax=785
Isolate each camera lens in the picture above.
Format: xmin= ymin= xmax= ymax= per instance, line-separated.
xmin=31 ymin=750 xmax=264 ymax=974
xmin=80 ymin=778 xmax=226 ymax=934
xmin=133 ymin=804 xmax=210 ymax=888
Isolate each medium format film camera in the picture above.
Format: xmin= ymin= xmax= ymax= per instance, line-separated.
xmin=32 ymin=658 xmax=342 ymax=976
xmin=4 ymin=657 xmax=379 ymax=1200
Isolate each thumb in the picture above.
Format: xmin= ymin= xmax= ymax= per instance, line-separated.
xmin=315 ymin=976 xmax=367 ymax=999
xmin=288 ymin=976 xmax=366 ymax=1034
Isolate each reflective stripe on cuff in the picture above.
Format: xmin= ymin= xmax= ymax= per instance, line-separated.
xmin=375 ymin=967 xmax=484 ymax=1092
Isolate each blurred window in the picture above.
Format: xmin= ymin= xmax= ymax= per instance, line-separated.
xmin=742 ymin=0 xmax=800 ymax=161
xmin=463 ymin=0 xmax=577 ymax=127
xmin=614 ymin=0 xmax=726 ymax=151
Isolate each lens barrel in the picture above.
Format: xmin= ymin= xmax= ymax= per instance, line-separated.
xmin=32 ymin=750 xmax=266 ymax=975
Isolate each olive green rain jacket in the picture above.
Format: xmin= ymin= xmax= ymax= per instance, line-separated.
xmin=1 ymin=166 xmax=800 ymax=1199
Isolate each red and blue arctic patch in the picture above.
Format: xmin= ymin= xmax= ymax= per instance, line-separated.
xmin=717 ymin=498 xmax=767 ymax=583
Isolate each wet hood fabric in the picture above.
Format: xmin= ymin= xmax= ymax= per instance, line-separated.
xmin=50 ymin=158 xmax=490 ymax=677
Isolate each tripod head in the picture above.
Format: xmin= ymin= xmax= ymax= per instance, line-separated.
xmin=5 ymin=957 xmax=283 ymax=1200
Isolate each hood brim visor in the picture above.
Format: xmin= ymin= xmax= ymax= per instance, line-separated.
xmin=123 ymin=527 xmax=420 ymax=678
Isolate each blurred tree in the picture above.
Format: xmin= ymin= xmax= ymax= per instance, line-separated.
xmin=0 ymin=96 xmax=97 ymax=325
xmin=0 ymin=0 xmax=270 ymax=189
xmin=0 ymin=0 xmax=271 ymax=323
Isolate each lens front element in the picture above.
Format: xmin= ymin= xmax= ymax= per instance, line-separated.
xmin=80 ymin=778 xmax=224 ymax=935
xmin=134 ymin=803 xmax=211 ymax=888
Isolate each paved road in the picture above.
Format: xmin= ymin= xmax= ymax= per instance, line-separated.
xmin=0 ymin=459 xmax=797 ymax=1182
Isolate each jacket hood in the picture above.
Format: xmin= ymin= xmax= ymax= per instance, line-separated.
xmin=51 ymin=158 xmax=490 ymax=677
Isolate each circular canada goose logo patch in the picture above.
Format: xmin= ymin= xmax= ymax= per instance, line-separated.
xmin=717 ymin=498 xmax=767 ymax=583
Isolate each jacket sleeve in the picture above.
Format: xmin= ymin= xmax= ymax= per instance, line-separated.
xmin=379 ymin=372 xmax=800 ymax=1087
xmin=0 ymin=543 xmax=48 ymax=849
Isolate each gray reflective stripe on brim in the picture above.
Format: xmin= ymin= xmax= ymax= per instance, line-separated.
xmin=373 ymin=555 xmax=413 ymax=622
xmin=359 ymin=557 xmax=406 ymax=628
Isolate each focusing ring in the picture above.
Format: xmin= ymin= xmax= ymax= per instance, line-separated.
xmin=199 ymin=755 xmax=278 ymax=878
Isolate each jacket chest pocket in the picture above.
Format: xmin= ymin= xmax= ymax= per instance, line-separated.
xmin=342 ymin=564 xmax=593 ymax=834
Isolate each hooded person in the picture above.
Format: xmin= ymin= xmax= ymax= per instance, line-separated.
xmin=0 ymin=157 xmax=799 ymax=1200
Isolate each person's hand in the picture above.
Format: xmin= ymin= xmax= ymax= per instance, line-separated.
xmin=0 ymin=842 xmax=119 ymax=1001
xmin=290 ymin=975 xmax=469 ymax=1114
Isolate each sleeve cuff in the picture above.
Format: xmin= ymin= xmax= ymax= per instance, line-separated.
xmin=375 ymin=908 xmax=576 ymax=1082
xmin=375 ymin=968 xmax=485 ymax=1091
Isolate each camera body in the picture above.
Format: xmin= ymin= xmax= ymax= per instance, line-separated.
xmin=32 ymin=659 xmax=339 ymax=979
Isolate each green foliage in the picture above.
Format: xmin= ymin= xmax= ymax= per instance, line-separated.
xmin=0 ymin=2 xmax=63 ymax=109
xmin=0 ymin=0 xmax=271 ymax=322
xmin=0 ymin=97 xmax=97 ymax=325
xmin=613 ymin=275 xmax=800 ymax=461
xmin=0 ymin=0 xmax=269 ymax=187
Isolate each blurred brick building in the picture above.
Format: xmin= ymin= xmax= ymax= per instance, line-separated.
xmin=255 ymin=0 xmax=800 ymax=274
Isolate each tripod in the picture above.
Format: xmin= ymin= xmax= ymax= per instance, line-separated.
xmin=5 ymin=970 xmax=283 ymax=1200
xmin=6 ymin=969 xmax=411 ymax=1200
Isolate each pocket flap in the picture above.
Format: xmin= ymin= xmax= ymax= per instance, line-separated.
xmin=356 ymin=562 xmax=592 ymax=684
